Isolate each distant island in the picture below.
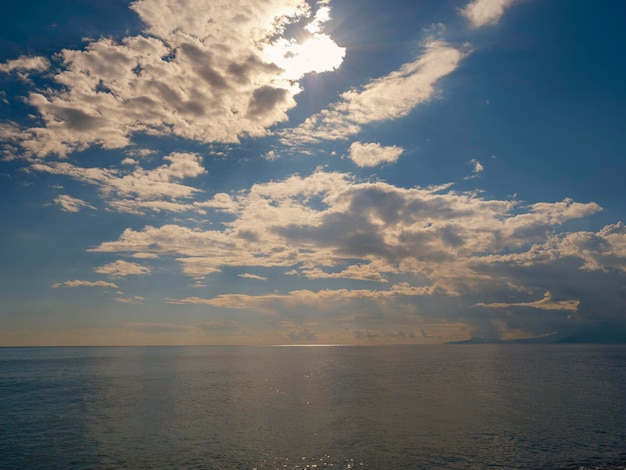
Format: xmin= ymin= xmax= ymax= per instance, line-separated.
xmin=450 ymin=326 xmax=626 ymax=345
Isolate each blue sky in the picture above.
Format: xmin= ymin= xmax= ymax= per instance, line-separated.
xmin=1 ymin=0 xmax=626 ymax=345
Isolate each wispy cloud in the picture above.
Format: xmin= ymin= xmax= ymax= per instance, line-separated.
xmin=238 ymin=273 xmax=269 ymax=281
xmin=123 ymin=320 xmax=240 ymax=334
xmin=115 ymin=296 xmax=145 ymax=304
xmin=124 ymin=322 xmax=188 ymax=332
xmin=54 ymin=194 xmax=96 ymax=213
xmin=461 ymin=0 xmax=517 ymax=29
xmin=476 ymin=291 xmax=580 ymax=311
xmin=464 ymin=158 xmax=484 ymax=180
xmin=283 ymin=41 xmax=465 ymax=145
xmin=52 ymin=280 xmax=118 ymax=289
xmin=168 ymin=283 xmax=439 ymax=313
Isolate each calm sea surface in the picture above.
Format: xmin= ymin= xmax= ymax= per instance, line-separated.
xmin=1 ymin=345 xmax=626 ymax=469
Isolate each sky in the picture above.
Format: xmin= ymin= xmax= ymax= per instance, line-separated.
xmin=1 ymin=0 xmax=626 ymax=346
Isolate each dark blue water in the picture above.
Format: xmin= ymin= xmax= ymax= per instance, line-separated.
xmin=1 ymin=345 xmax=626 ymax=469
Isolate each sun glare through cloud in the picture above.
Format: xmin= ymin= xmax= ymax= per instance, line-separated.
xmin=263 ymin=6 xmax=345 ymax=80
xmin=265 ymin=34 xmax=345 ymax=80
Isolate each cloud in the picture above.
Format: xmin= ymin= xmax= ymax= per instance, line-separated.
xmin=167 ymin=284 xmax=440 ymax=321
xmin=348 ymin=142 xmax=404 ymax=167
xmin=32 ymin=152 xmax=206 ymax=214
xmin=296 ymin=260 xmax=394 ymax=283
xmin=0 ymin=56 xmax=49 ymax=74
xmin=238 ymin=273 xmax=268 ymax=281
xmin=115 ymin=296 xmax=145 ymax=304
xmin=558 ymin=223 xmax=626 ymax=272
xmin=283 ymin=40 xmax=465 ymax=145
xmin=461 ymin=0 xmax=516 ymax=28
xmin=264 ymin=30 xmax=345 ymax=80
xmin=263 ymin=150 xmax=280 ymax=161
xmin=2 ymin=0 xmax=345 ymax=158
xmin=287 ymin=327 xmax=317 ymax=342
xmin=124 ymin=322 xmax=188 ymax=333
xmin=54 ymin=194 xmax=96 ymax=213
xmin=464 ymin=158 xmax=484 ymax=180
xmin=85 ymin=165 xmax=626 ymax=340
xmin=91 ymin=169 xmax=603 ymax=289
xmin=52 ymin=280 xmax=118 ymax=289
xmin=471 ymin=159 xmax=484 ymax=173
xmin=95 ymin=260 xmax=151 ymax=278
xmin=476 ymin=291 xmax=580 ymax=311
xmin=197 ymin=320 xmax=240 ymax=333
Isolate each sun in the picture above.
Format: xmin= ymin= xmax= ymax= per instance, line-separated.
xmin=264 ymin=33 xmax=345 ymax=80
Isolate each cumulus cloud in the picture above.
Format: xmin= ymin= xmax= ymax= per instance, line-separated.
xmin=2 ymin=0 xmax=345 ymax=158
xmin=41 ymin=164 xmax=624 ymax=341
xmin=33 ymin=152 xmax=206 ymax=214
xmin=263 ymin=150 xmax=280 ymax=161
xmin=283 ymin=40 xmax=465 ymax=145
xmin=558 ymin=223 xmax=626 ymax=272
xmin=461 ymin=0 xmax=516 ymax=28
xmin=54 ymin=194 xmax=96 ymax=213
xmin=95 ymin=260 xmax=152 ymax=278
xmin=0 ymin=56 xmax=49 ymax=74
xmin=84 ymin=164 xmax=626 ymax=340
xmin=348 ymin=142 xmax=404 ymax=167
xmin=91 ymin=169 xmax=603 ymax=290
xmin=52 ymin=280 xmax=118 ymax=289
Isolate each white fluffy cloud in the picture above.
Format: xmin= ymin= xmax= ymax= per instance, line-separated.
xmin=95 ymin=260 xmax=152 ymax=278
xmin=348 ymin=142 xmax=404 ymax=167
xmin=85 ymin=168 xmax=626 ymax=340
xmin=91 ymin=169 xmax=604 ymax=296
xmin=80 ymin=160 xmax=617 ymax=342
xmin=556 ymin=222 xmax=626 ymax=272
xmin=0 ymin=56 xmax=49 ymax=74
xmin=4 ymin=0 xmax=343 ymax=158
xmin=33 ymin=152 xmax=205 ymax=214
xmin=461 ymin=0 xmax=516 ymax=28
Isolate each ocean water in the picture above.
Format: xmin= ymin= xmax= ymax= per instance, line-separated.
xmin=1 ymin=345 xmax=626 ymax=469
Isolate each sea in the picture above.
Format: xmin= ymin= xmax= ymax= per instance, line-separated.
xmin=1 ymin=344 xmax=626 ymax=469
